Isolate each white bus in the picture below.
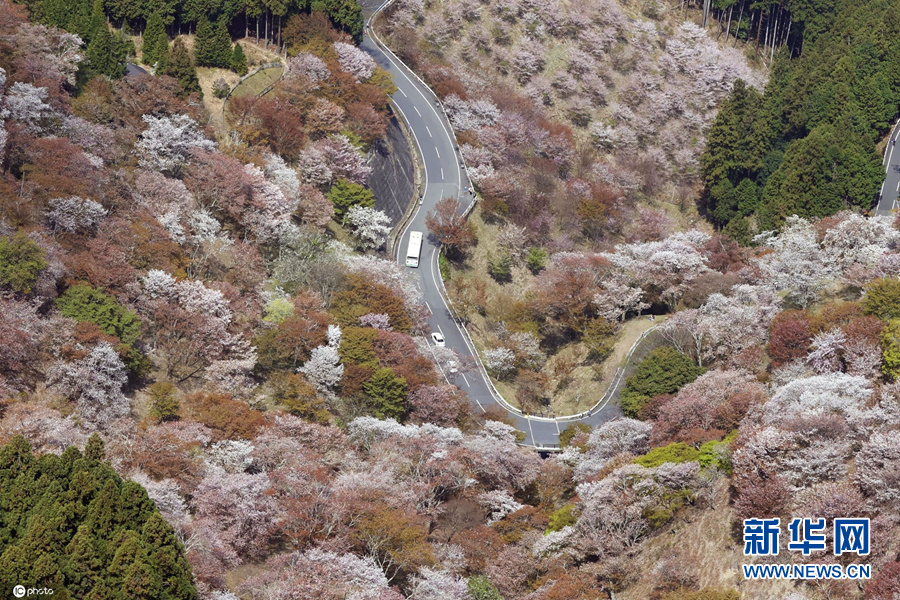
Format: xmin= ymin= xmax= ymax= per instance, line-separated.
xmin=406 ymin=231 xmax=423 ymax=268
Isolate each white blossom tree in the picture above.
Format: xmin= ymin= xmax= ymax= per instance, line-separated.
xmin=754 ymin=216 xmax=836 ymax=307
xmin=333 ymin=42 xmax=376 ymax=80
xmin=345 ymin=205 xmax=392 ymax=250
xmin=50 ymin=342 xmax=129 ymax=428
xmin=855 ymin=430 xmax=900 ymax=504
xmin=47 ymin=196 xmax=107 ymax=233
xmin=299 ymin=324 xmax=344 ymax=396
xmin=135 ymin=114 xmax=216 ymax=176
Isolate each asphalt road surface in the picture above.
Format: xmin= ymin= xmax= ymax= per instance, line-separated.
xmin=361 ymin=17 xmax=625 ymax=448
xmin=878 ymin=121 xmax=900 ymax=214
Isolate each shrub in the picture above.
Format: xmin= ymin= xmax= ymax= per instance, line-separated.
xmin=212 ymin=77 xmax=230 ymax=99
xmin=328 ymin=179 xmax=375 ymax=219
xmin=0 ymin=232 xmax=47 ymax=293
xmin=148 ymin=381 xmax=180 ymax=422
xmin=863 ymin=278 xmax=900 ymax=322
xmin=526 ymin=247 xmax=548 ymax=274
xmin=546 ymin=503 xmax=577 ymax=532
xmin=633 ymin=442 xmax=700 ymax=468
xmin=488 ymin=253 xmax=513 ymax=283
xmin=184 ymin=391 xmax=266 ymax=441
xmin=56 ymin=284 xmax=141 ymax=344
xmin=621 ymin=347 xmax=703 ymax=418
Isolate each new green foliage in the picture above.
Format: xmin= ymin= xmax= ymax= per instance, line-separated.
xmin=467 ymin=575 xmax=504 ymax=600
xmin=633 ymin=442 xmax=700 ymax=468
xmin=0 ymin=435 xmax=197 ymax=599
xmin=621 ymin=347 xmax=703 ymax=418
xmin=0 ymin=232 xmax=47 ymax=294
xmin=863 ymin=278 xmax=900 ymax=322
xmin=57 ymin=284 xmax=142 ymax=344
xmin=363 ymin=367 xmax=408 ymax=420
xmin=327 ymin=179 xmax=375 ymax=218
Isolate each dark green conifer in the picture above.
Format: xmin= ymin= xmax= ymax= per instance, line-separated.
xmin=212 ymin=20 xmax=233 ymax=69
xmin=164 ymin=38 xmax=202 ymax=99
xmin=84 ymin=433 xmax=106 ymax=462
xmin=86 ymin=27 xmax=127 ymax=78
xmin=121 ymin=560 xmax=163 ymax=599
xmin=64 ymin=527 xmax=103 ymax=597
xmin=193 ymin=16 xmax=215 ymax=67
xmin=231 ymin=42 xmax=247 ymax=75
xmin=142 ymin=12 xmax=166 ymax=67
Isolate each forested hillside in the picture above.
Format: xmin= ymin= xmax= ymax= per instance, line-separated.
xmin=702 ymin=0 xmax=900 ymax=236
xmin=0 ymin=435 xmax=196 ymax=599
xmin=2 ymin=0 xmax=900 ymax=596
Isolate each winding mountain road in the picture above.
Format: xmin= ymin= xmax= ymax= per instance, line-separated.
xmin=361 ymin=10 xmax=627 ymax=449
xmin=877 ymin=120 xmax=900 ymax=214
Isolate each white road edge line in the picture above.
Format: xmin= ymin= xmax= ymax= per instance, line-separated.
xmin=392 ymin=102 xmax=428 ymax=264
xmin=364 ymin=17 xmax=462 ymax=197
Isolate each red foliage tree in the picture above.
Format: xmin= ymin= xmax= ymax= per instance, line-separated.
xmin=184 ymin=392 xmax=266 ymax=441
xmin=768 ymin=310 xmax=812 ymax=367
xmin=733 ymin=473 xmax=790 ymax=522
xmin=866 ymin=561 xmax=900 ymax=600
xmin=425 ymin=196 xmax=474 ymax=259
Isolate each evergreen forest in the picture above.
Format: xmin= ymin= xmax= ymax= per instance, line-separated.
xmin=0 ymin=435 xmax=196 ymax=599
xmin=702 ymin=0 xmax=900 ymax=236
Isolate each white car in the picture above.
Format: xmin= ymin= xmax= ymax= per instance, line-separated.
xmin=431 ymin=332 xmax=445 ymax=347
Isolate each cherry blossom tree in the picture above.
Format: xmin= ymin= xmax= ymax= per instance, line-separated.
xmin=4 ymin=82 xmax=59 ymax=135
xmin=191 ymin=465 xmax=279 ymax=562
xmin=333 ymin=42 xmax=377 ymax=80
xmin=299 ymin=324 xmax=344 ymax=397
xmin=49 ymin=342 xmax=129 ymax=428
xmin=855 ymin=430 xmax=900 ymax=504
xmin=603 ymin=231 xmax=710 ymax=308
xmin=593 ymin=278 xmax=648 ymax=322
xmin=319 ymin=135 xmax=372 ymax=186
xmin=409 ymin=568 xmax=469 ymax=600
xmin=47 ymin=196 xmax=107 ymax=233
xmin=568 ymin=417 xmax=652 ymax=482
xmin=754 ymin=216 xmax=835 ymax=307
xmin=285 ymin=52 xmax=330 ymax=87
xmin=135 ymin=114 xmax=216 ymax=176
xmin=346 ymin=205 xmax=392 ymax=250
xmin=240 ymin=548 xmax=402 ymax=600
